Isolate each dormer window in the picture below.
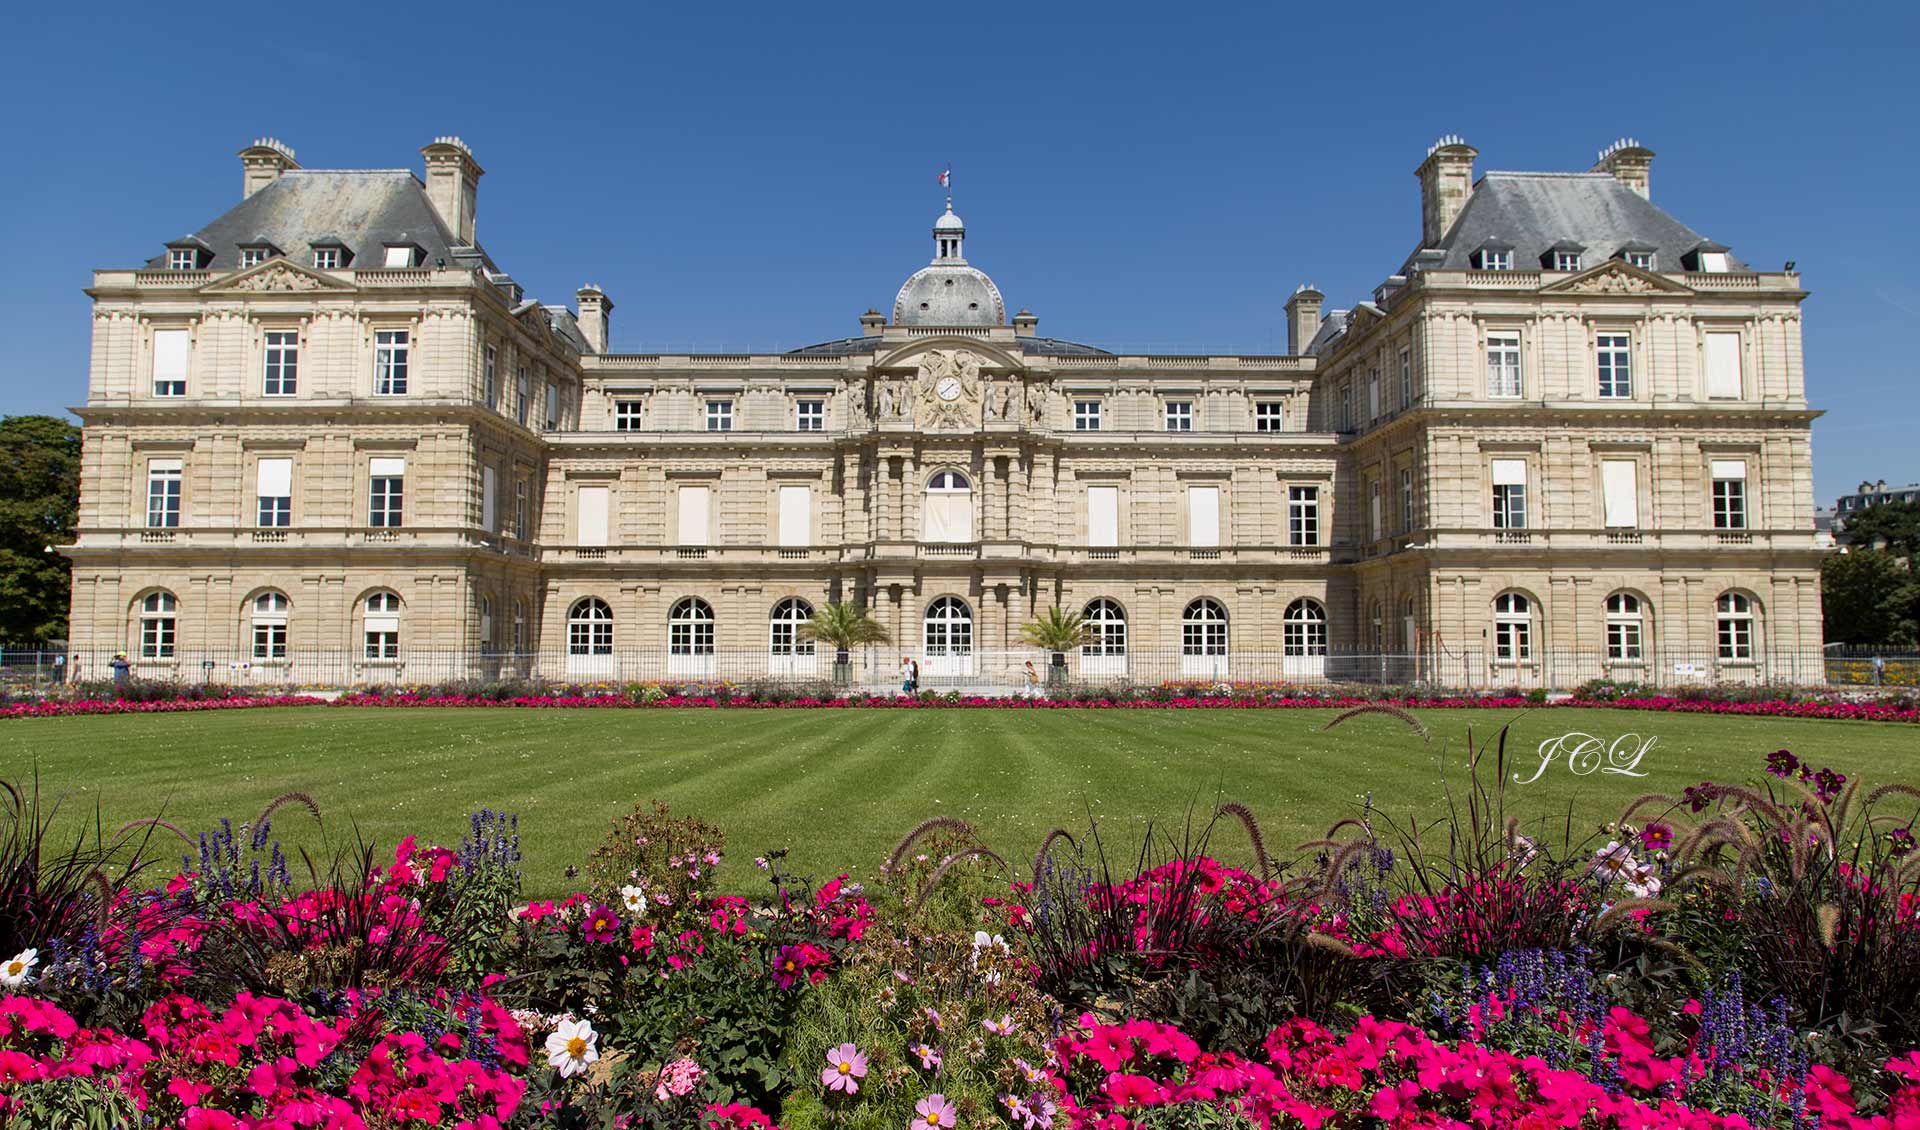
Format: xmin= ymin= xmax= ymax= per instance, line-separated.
xmin=1541 ymin=240 xmax=1585 ymax=272
xmin=1682 ymin=242 xmax=1733 ymax=273
xmin=168 ymin=249 xmax=198 ymax=271
xmin=382 ymin=244 xmax=418 ymax=269
xmin=1554 ymin=251 xmax=1581 ymax=271
xmin=239 ymin=248 xmax=267 ymax=269
xmin=1627 ymin=251 xmax=1654 ymax=269
xmin=1472 ymin=241 xmax=1514 ymax=271
xmin=1698 ymin=251 xmax=1729 ymax=272
xmin=313 ymin=248 xmax=341 ymax=270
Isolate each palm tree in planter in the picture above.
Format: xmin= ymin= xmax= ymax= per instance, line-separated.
xmin=800 ymin=602 xmax=891 ymax=686
xmin=1020 ymin=606 xmax=1091 ymax=687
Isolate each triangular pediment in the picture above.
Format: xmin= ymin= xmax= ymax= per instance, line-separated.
xmin=875 ymin=337 xmax=1023 ymax=372
xmin=1539 ymin=260 xmax=1694 ymax=296
xmin=199 ymin=258 xmax=354 ymax=294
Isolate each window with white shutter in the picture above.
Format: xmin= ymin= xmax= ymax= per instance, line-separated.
xmin=1187 ymin=486 xmax=1220 ymax=547
xmin=1601 ymin=460 xmax=1638 ymax=528
xmin=1087 ymin=485 xmax=1119 ymax=547
xmin=152 ymin=330 xmax=189 ymax=397
xmin=1704 ymin=333 xmax=1743 ymax=399
xmin=577 ymin=485 xmax=609 ymax=546
xmin=482 ymin=466 xmax=497 ymax=532
xmin=677 ymin=485 xmax=710 ymax=545
xmin=256 ymin=457 xmax=292 ymax=527
xmin=778 ymin=485 xmax=811 ymax=546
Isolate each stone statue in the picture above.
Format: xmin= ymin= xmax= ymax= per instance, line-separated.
xmin=984 ymin=381 xmax=1002 ymax=421
xmin=877 ymin=381 xmax=896 ymax=419
xmin=1029 ymin=386 xmax=1046 ymax=424
xmin=846 ymin=383 xmax=868 ymax=427
xmin=1001 ymin=383 xmax=1018 ymax=421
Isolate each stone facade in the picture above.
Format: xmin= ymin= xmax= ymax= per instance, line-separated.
xmin=60 ymin=135 xmax=1828 ymax=688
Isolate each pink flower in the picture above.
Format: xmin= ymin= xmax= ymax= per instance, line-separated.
xmin=655 ymin=1057 xmax=705 ymax=1101
xmin=912 ymin=1093 xmax=957 ymax=1128
xmin=582 ymin=905 xmax=621 ymax=944
xmin=822 ymin=1043 xmax=868 ymax=1093
xmin=911 ymin=1043 xmax=942 ymax=1070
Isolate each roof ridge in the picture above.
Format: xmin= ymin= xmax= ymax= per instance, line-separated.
xmin=1482 ymin=170 xmax=1613 ymax=180
xmin=284 ymin=168 xmax=416 ymax=175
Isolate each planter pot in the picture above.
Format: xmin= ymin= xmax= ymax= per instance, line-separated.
xmin=833 ymin=650 xmax=853 ymax=686
xmin=1048 ymin=652 xmax=1068 ymax=686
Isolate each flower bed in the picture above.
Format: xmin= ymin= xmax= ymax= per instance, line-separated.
xmin=0 ymin=693 xmax=324 ymax=720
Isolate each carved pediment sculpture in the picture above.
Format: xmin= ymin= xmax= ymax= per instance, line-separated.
xmin=912 ymin=349 xmax=984 ymax=431
xmin=1542 ymin=261 xmax=1693 ymax=297
xmin=200 ymin=259 xmax=352 ymax=294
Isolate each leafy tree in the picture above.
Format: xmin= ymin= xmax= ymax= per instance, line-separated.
xmin=1019 ymin=605 xmax=1092 ymax=653
xmin=1821 ymin=549 xmax=1919 ymax=646
xmin=1840 ymin=499 xmax=1920 ymax=559
xmin=0 ymin=415 xmax=81 ymax=642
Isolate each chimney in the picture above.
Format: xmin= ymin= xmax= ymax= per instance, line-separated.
xmin=1012 ymin=309 xmax=1038 ymax=336
xmin=1415 ymin=135 xmax=1477 ymax=247
xmin=238 ymin=138 xmax=299 ymax=199
xmin=420 ymin=136 xmax=484 ymax=245
xmin=1284 ymin=285 xmax=1324 ymax=356
xmin=859 ymin=309 xmax=886 ymax=336
xmin=1592 ymin=138 xmax=1654 ymax=199
xmin=575 ymin=285 xmax=613 ymax=353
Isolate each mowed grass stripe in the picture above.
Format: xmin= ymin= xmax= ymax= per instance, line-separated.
xmin=4 ymin=706 xmax=1914 ymax=896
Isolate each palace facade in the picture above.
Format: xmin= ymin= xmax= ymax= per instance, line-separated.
xmin=61 ymin=135 xmax=1827 ymax=687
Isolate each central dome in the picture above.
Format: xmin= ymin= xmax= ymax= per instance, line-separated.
xmin=892 ymin=203 xmax=1006 ymax=327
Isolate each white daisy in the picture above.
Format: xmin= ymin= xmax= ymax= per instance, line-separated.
xmin=1 ymin=949 xmax=36 ymax=988
xmin=619 ymin=885 xmax=649 ymax=915
xmin=545 ymin=1017 xmax=599 ymax=1078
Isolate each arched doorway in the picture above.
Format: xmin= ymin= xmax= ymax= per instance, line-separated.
xmin=922 ymin=596 xmax=975 ymax=678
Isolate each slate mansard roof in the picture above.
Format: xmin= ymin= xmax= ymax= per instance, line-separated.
xmin=146 ymin=170 xmax=497 ymax=272
xmin=784 ymin=335 xmax=1112 ymax=359
xmin=1417 ymin=171 xmax=1746 ymax=274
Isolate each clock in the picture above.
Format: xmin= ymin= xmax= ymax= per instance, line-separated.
xmin=935 ymin=376 xmax=963 ymax=402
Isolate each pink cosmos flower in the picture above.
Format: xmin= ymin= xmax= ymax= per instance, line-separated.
xmin=911 ymin=1043 xmax=942 ymax=1070
xmin=983 ymin=1015 xmax=1017 ymax=1036
xmin=822 ymin=1043 xmax=868 ymax=1093
xmin=582 ymin=906 xmax=621 ymax=944
xmin=912 ymin=1093 xmax=957 ymax=1128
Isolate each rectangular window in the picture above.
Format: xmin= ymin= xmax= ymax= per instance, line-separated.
xmin=1254 ymin=401 xmax=1284 ymax=432
xmin=1554 ymin=251 xmax=1582 ymax=271
xmin=514 ymin=480 xmax=528 ymax=540
xmin=796 ymin=399 xmax=825 ymax=431
xmin=1087 ymin=485 xmax=1119 ymax=547
xmin=482 ymin=465 xmax=497 ymax=532
xmin=1491 ymin=458 xmax=1528 ymax=529
xmin=1626 ymin=251 xmax=1655 ymax=270
xmin=578 ymin=484 xmax=609 ymax=546
xmin=313 ymin=247 xmax=341 ymax=270
xmin=545 ymin=384 xmax=559 ymax=429
xmin=262 ymin=330 xmax=297 ymax=395
xmin=1602 ymin=459 xmax=1639 ymax=528
xmin=146 ymin=459 xmax=182 ymax=528
xmin=382 ymin=245 xmax=414 ymax=268
xmin=256 ymin=457 xmax=292 ymax=528
xmin=1698 ymin=251 xmax=1730 ymax=273
xmin=253 ymin=619 xmax=286 ymax=661
xmin=516 ymin=368 xmax=530 ymax=425
xmin=1165 ymin=400 xmax=1193 ymax=431
xmin=239 ymin=248 xmax=267 ymax=269
xmin=778 ymin=485 xmax=811 ymax=546
xmin=1711 ymin=459 xmax=1747 ymax=530
xmin=483 ymin=346 xmax=497 ymax=406
xmin=1400 ymin=468 xmax=1414 ymax=533
xmin=1288 ymin=486 xmax=1319 ymax=546
xmin=1187 ymin=485 xmax=1220 ymax=546
xmin=1399 ymin=348 xmax=1412 ymax=407
xmin=1704 ymin=332 xmax=1743 ymax=399
xmin=614 ymin=400 xmax=644 ymax=431
xmin=678 ymin=485 xmax=711 ymax=545
xmin=167 ymin=249 xmax=197 ymax=271
xmin=706 ymin=399 xmax=733 ymax=431
xmin=1368 ymin=480 xmax=1382 ymax=540
xmin=1597 ymin=333 xmax=1632 ymax=398
xmin=142 ymin=610 xmax=175 ymax=659
xmin=1486 ymin=332 xmax=1522 ymax=398
xmin=1368 ymin=370 xmax=1380 ymax=420
xmin=374 ymin=330 xmax=409 ymax=395
xmin=1339 ymin=382 xmax=1352 ymax=430
xmin=368 ymin=457 xmax=405 ymax=528
xmin=152 ymin=329 xmax=189 ymax=397
xmin=1074 ymin=400 xmax=1102 ymax=431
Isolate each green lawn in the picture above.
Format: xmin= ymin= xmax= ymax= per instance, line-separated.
xmin=3 ymin=706 xmax=1914 ymax=896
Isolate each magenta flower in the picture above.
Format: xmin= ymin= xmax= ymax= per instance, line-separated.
xmin=911 ymin=1042 xmax=942 ymax=1070
xmin=1639 ymin=822 xmax=1674 ymax=852
xmin=821 ymin=1043 xmax=868 ymax=1093
xmin=912 ymin=1093 xmax=957 ymax=1128
xmin=581 ymin=905 xmax=621 ymax=944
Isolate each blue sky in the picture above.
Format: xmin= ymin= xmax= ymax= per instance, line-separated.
xmin=0 ymin=1 xmax=1912 ymax=502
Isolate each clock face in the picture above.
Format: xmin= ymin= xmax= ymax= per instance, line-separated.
xmin=935 ymin=376 xmax=963 ymax=402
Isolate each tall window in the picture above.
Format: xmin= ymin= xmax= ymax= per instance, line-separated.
xmin=256 ymin=458 xmax=292 ymax=527
xmin=483 ymin=345 xmax=498 ymax=406
xmin=1399 ymin=348 xmax=1412 ymax=407
xmin=1186 ymin=485 xmax=1220 ymax=547
xmin=568 ymin=598 xmax=614 ymax=656
xmin=478 ymin=595 xmax=494 ymax=653
xmin=615 ymin=400 xmax=644 ymax=431
xmin=516 ymin=368 xmax=530 ymax=425
xmin=923 ymin=470 xmax=973 ymax=542
xmin=146 ymin=460 xmax=182 ymax=528
xmin=1601 ymin=459 xmax=1638 ymax=528
xmin=1288 ymin=486 xmax=1319 ymax=546
xmin=1493 ymin=592 xmax=1532 ymax=662
xmin=1254 ymin=401 xmax=1283 ymax=432
xmin=1400 ymin=468 xmax=1414 ymax=533
xmin=1339 ymin=382 xmax=1352 ymax=430
xmin=511 ymin=600 xmax=526 ymax=653
xmin=368 ymin=458 xmax=405 ymax=527
xmin=1165 ymin=400 xmax=1193 ymax=431
xmin=1074 ymin=400 xmax=1102 ymax=431
xmin=1282 ymin=598 xmax=1328 ymax=657
xmin=770 ymin=597 xmax=815 ymax=656
xmin=1082 ymin=599 xmax=1127 ymax=657
xmin=1704 ymin=332 xmax=1743 ymax=399
xmin=923 ymin=597 xmax=973 ymax=657
xmin=1491 ymin=459 xmax=1528 ymax=529
xmin=1368 ymin=480 xmax=1382 ymax=540
xmin=1181 ymin=598 xmax=1228 ymax=657
xmin=545 ymin=385 xmax=560 ymax=429
xmin=677 ymin=485 xmax=711 ymax=546
xmin=1605 ymin=593 xmax=1644 ymax=662
xmin=796 ymin=399 xmax=824 ymax=431
xmin=251 ymin=592 xmax=288 ymax=660
xmin=263 ymin=331 xmax=298 ymax=396
xmin=669 ymin=597 xmax=715 ymax=655
xmin=1486 ymin=332 xmax=1522 ymax=398
xmin=363 ymin=592 xmax=401 ymax=659
xmin=706 ymin=399 xmax=734 ymax=432
xmin=514 ymin=480 xmax=529 ymax=540
xmin=1716 ymin=592 xmax=1755 ymax=661
xmin=152 ymin=329 xmax=189 ymax=397
xmin=1086 ymin=485 xmax=1119 ymax=548
xmin=1711 ymin=460 xmax=1747 ymax=529
xmin=1367 ymin=370 xmax=1380 ymax=421
xmin=374 ymin=330 xmax=409 ymax=395
xmin=1596 ymin=334 xmax=1632 ymax=398
xmin=139 ymin=592 xmax=177 ymax=659
xmin=777 ymin=485 xmax=811 ymax=547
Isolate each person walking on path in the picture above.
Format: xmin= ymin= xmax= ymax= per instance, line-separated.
xmin=110 ymin=651 xmax=131 ymax=690
xmin=1021 ymin=660 xmax=1044 ymax=700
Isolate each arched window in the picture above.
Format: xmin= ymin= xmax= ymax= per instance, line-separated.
xmin=568 ymin=598 xmax=614 ymax=655
xmin=770 ymin=598 xmax=815 ymax=656
xmin=251 ymin=592 xmax=288 ymax=661
xmin=669 ymin=597 xmax=715 ymax=656
xmin=1493 ymin=592 xmax=1532 ymax=662
xmin=140 ymin=591 xmax=177 ymax=659
xmin=923 ymin=470 xmax=974 ymax=542
xmin=1284 ymin=599 xmax=1329 ymax=656
xmin=364 ymin=592 xmax=401 ymax=660
xmin=1606 ymin=593 xmax=1645 ymax=662
xmin=1081 ymin=599 xmax=1127 ymax=657
xmin=923 ymin=596 xmax=973 ymax=656
xmin=1716 ymin=592 xmax=1755 ymax=661
xmin=1182 ymin=598 xmax=1228 ymax=657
